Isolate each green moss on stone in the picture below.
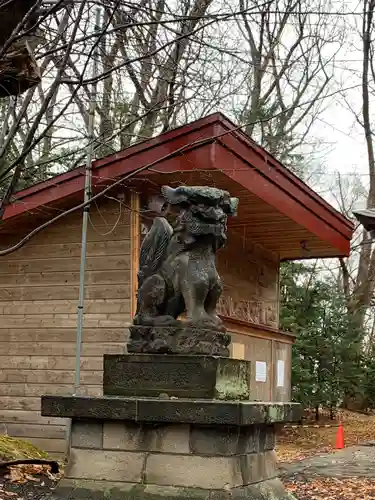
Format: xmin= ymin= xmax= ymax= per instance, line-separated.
xmin=215 ymin=359 xmax=250 ymax=401
xmin=0 ymin=436 xmax=49 ymax=461
xmin=267 ymin=405 xmax=285 ymax=423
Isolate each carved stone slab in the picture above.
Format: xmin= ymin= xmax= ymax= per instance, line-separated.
xmin=103 ymin=354 xmax=251 ymax=400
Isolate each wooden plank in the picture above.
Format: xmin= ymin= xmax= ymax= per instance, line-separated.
xmin=1 ymin=219 xmax=130 ymax=237
xmin=0 ymin=240 xmax=130 ymax=261
xmin=0 ymin=284 xmax=131 ymax=301
xmin=231 ymin=342 xmax=245 ymax=360
xmin=0 ymin=314 xmax=130 ymax=328
xmin=225 ymin=322 xmax=294 ymax=344
xmin=1 ymin=199 xmax=130 ymax=233
xmin=13 ymin=224 xmax=131 ymax=245
xmin=0 ymin=410 xmax=67 ymax=426
xmin=0 ymin=369 xmax=103 ymax=385
xmin=273 ymin=341 xmax=292 ymax=402
xmin=216 ymin=237 xmax=280 ymax=328
xmin=0 ymin=328 xmax=127 ymax=342
xmin=0 ymin=356 xmax=103 ymax=370
xmin=3 ymin=423 xmax=66 ymax=440
xmin=0 ymin=255 xmax=131 ymax=274
xmin=130 ymin=192 xmax=140 ymax=317
xmin=0 ymin=383 xmax=102 ymax=397
xmin=0 ymin=342 xmax=126 ymax=356
xmin=2 ymin=397 xmax=44 ymax=411
xmin=244 ymin=336 xmax=272 ymax=401
xmin=0 ymin=299 xmax=131 ymax=315
xmin=0 ymin=269 xmax=130 ymax=286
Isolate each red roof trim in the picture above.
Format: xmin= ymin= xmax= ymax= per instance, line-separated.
xmin=1 ymin=112 xmax=353 ymax=257
xmin=3 ymin=117 xmax=219 ymax=221
xmin=213 ymin=116 xmax=353 ymax=232
xmin=9 ymin=113 xmax=220 ymax=204
xmin=214 ymin=143 xmax=350 ymax=257
xmin=214 ymin=128 xmax=352 ymax=241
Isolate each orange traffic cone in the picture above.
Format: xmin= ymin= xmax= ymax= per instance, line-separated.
xmin=335 ymin=422 xmax=345 ymax=449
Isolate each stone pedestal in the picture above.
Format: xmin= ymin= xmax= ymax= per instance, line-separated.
xmin=41 ymin=355 xmax=300 ymax=499
xmin=127 ymin=325 xmax=231 ymax=357
xmin=103 ymin=354 xmax=251 ymax=399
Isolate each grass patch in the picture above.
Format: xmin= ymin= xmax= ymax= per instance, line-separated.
xmin=0 ymin=436 xmax=49 ymax=461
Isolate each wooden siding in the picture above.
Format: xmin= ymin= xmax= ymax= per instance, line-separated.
xmin=217 ymin=238 xmax=279 ymax=329
xmin=219 ymin=241 xmax=292 ymax=402
xmin=230 ymin=331 xmax=292 ymax=402
xmin=0 ymin=197 xmax=131 ymax=455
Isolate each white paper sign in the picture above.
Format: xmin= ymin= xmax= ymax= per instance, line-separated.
xmin=277 ymin=360 xmax=285 ymax=387
xmin=255 ymin=361 xmax=267 ymax=382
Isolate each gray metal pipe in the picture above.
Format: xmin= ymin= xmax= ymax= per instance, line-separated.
xmin=74 ymin=6 xmax=101 ymax=396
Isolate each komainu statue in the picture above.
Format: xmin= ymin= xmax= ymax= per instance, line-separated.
xmin=127 ymin=185 xmax=239 ymax=356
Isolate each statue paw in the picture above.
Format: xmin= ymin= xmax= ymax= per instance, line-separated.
xmin=133 ymin=314 xmax=178 ymax=327
xmin=185 ymin=312 xmax=224 ymax=330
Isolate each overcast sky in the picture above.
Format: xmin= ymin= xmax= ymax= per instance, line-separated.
xmin=302 ymin=4 xmax=371 ymax=213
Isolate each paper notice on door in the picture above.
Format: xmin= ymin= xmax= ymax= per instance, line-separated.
xmin=277 ymin=360 xmax=285 ymax=387
xmin=255 ymin=361 xmax=267 ymax=382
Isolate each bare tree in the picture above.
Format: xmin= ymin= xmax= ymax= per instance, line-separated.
xmin=230 ymin=0 xmax=344 ymax=168
xmin=0 ymin=0 xmax=346 ymax=219
xmin=335 ymin=0 xmax=375 ymax=342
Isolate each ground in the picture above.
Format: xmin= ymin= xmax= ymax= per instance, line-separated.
xmin=282 ymin=447 xmax=375 ymax=499
xmin=1 ymin=411 xmax=375 ymax=499
xmin=278 ymin=410 xmax=375 ymax=499
xmin=276 ymin=409 xmax=375 ymax=462
xmin=0 ymin=437 xmax=60 ymax=500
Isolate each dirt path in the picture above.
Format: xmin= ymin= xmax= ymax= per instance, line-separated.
xmin=281 ymin=445 xmax=375 ymax=499
xmin=280 ymin=444 xmax=375 ymax=479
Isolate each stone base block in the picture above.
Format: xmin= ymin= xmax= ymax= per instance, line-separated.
xmin=52 ymin=418 xmax=296 ymax=499
xmin=42 ymin=397 xmax=300 ymax=498
xmin=127 ymin=325 xmax=231 ymax=357
xmin=55 ymin=478 xmax=296 ymax=499
xmin=103 ymin=354 xmax=251 ymax=399
xmin=42 ymin=396 xmax=301 ymax=426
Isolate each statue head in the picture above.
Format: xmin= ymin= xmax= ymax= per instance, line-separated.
xmin=160 ymin=185 xmax=238 ymax=249
xmin=161 ymin=185 xmax=238 ymax=216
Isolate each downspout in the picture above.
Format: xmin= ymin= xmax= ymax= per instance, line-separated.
xmin=66 ymin=7 xmax=101 ymax=456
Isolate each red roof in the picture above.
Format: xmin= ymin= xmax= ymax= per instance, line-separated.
xmin=1 ymin=112 xmax=354 ymax=259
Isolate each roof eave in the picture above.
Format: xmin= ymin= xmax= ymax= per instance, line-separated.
xmin=1 ymin=112 xmax=353 ymax=260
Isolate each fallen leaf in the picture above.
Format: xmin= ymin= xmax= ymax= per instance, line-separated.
xmin=277 ymin=410 xmax=375 ymax=463
xmin=284 ymin=476 xmax=375 ymax=499
xmin=23 ymin=475 xmax=39 ymax=482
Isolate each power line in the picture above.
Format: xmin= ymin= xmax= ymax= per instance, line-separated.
xmin=0 ymin=95 xmax=360 ymax=254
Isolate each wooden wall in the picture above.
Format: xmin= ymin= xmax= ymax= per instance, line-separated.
xmin=217 ymin=239 xmax=279 ymax=328
xmin=0 ymin=197 xmax=131 ymax=455
xmin=217 ymin=239 xmax=293 ymax=402
xmin=229 ymin=328 xmax=293 ymax=402
xmin=0 ymin=197 xmax=293 ymax=456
